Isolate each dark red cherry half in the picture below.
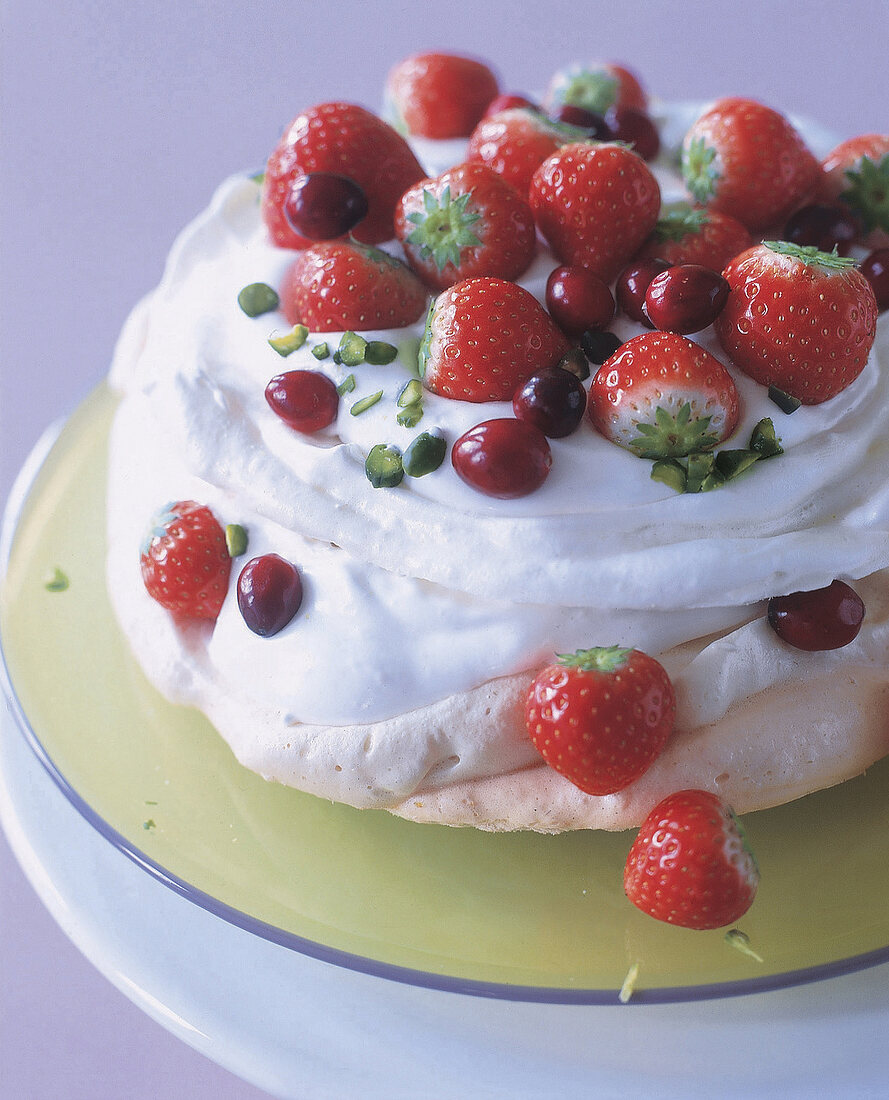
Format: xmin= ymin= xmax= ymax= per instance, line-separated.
xmin=237 ymin=554 xmax=303 ymax=637
xmin=452 ymin=419 xmax=552 ymax=498
xmin=767 ymin=579 xmax=865 ymax=651
xmin=284 ymin=172 xmax=369 ymax=241
xmin=265 ymin=370 xmax=339 ymax=433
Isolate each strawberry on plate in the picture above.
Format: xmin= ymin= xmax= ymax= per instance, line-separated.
xmin=261 ymin=102 xmax=425 ymax=249
xmin=525 ymin=646 xmax=675 ymax=796
xmin=635 ymin=201 xmax=754 ymax=273
xmin=394 ymin=162 xmax=537 ymax=291
xmin=141 ymin=501 xmax=232 ymax=621
xmin=624 ymin=789 xmax=760 ymax=929
xmin=530 ymin=142 xmax=661 ymax=282
xmin=587 ymin=331 xmax=740 ymax=457
xmin=681 ymin=98 xmax=820 ymax=232
xmin=542 ymin=61 xmax=648 ymax=117
xmin=819 ymin=134 xmax=889 ymax=249
xmin=384 ymin=52 xmax=499 ymax=139
xmin=280 ymin=239 xmax=428 ymax=332
xmin=466 ymin=108 xmax=592 ymax=198
xmin=420 ymin=276 xmax=570 ymax=402
xmin=714 ymin=240 xmax=879 ymax=404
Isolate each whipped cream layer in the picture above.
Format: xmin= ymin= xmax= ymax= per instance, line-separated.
xmin=106 ymin=105 xmax=889 ymax=815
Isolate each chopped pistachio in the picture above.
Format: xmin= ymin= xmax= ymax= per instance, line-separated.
xmin=396 ymin=403 xmax=424 ymax=428
xmin=684 ymin=452 xmax=716 ymax=494
xmin=225 ymin=523 xmax=249 ymax=558
xmin=397 ymin=379 xmax=424 ymax=407
xmin=143 ymin=819 xmax=156 ymax=831
xmin=312 ymin=342 xmax=330 ymax=360
xmin=365 ymin=443 xmax=404 ymax=488
xmin=725 ymin=928 xmax=764 ymax=963
xmin=618 ymin=962 xmax=640 ymax=1004
xmin=238 ymin=282 xmax=279 ymax=317
xmin=332 ymin=350 xmax=343 ymax=365
xmin=43 ymin=567 xmax=70 ymax=592
xmin=650 ymin=459 xmax=686 ymax=493
xmin=365 ymin=340 xmax=399 ymax=365
xmin=403 ymin=431 xmax=446 ymax=477
xmin=715 ymin=449 xmax=760 ymax=481
xmin=749 ymin=417 xmax=783 ymax=459
xmin=350 ymin=390 xmax=384 ymax=416
xmin=336 ymin=373 xmax=357 ymax=396
xmin=338 ymin=331 xmax=369 ymax=366
xmin=768 ymin=385 xmax=802 ymax=414
xmin=268 ymin=324 xmax=308 ymax=356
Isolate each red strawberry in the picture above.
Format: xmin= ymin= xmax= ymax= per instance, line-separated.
xmin=394 ymin=162 xmax=537 ymax=291
xmin=635 ymin=202 xmax=754 ymax=272
xmin=280 ymin=239 xmax=428 ymax=332
xmin=819 ymin=134 xmax=889 ymax=249
xmin=681 ymin=98 xmax=820 ymax=232
xmin=542 ymin=61 xmax=648 ymax=116
xmin=466 ymin=108 xmax=592 ymax=198
xmin=384 ymin=52 xmax=499 ymax=139
xmin=587 ymin=331 xmax=740 ymax=457
xmin=141 ymin=501 xmax=231 ymax=621
xmin=420 ymin=277 xmax=570 ymax=402
xmin=714 ymin=240 xmax=879 ymax=404
xmin=261 ymin=102 xmax=424 ymax=249
xmin=525 ymin=646 xmax=675 ymax=796
xmin=530 ymin=143 xmax=661 ymax=282
xmin=624 ymin=789 xmax=760 ymax=930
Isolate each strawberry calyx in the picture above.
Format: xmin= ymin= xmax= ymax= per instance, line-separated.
xmin=840 ymin=152 xmax=889 ymax=234
xmin=629 ymin=403 xmax=719 ymax=459
xmin=761 ymin=239 xmax=858 ymax=271
xmin=404 ymin=185 xmax=482 ymax=273
xmin=554 ymin=70 xmax=619 ymax=115
xmin=682 ymin=136 xmax=720 ymax=204
xmin=651 ymin=202 xmax=710 ymax=242
xmin=556 ymin=645 xmax=632 ymax=673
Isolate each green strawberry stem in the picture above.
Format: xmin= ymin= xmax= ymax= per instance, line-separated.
xmin=841 ymin=153 xmax=889 ymax=234
xmin=682 ymin=136 xmax=720 ymax=204
xmin=629 ymin=403 xmax=719 ymax=460
xmin=762 ymin=240 xmax=857 ymax=270
xmin=405 ymin=185 xmax=482 ymax=272
xmin=652 ymin=202 xmax=710 ymax=242
xmin=557 ymin=645 xmax=633 ymax=672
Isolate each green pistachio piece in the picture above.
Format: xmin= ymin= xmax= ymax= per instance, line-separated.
xmin=684 ymin=451 xmax=716 ymax=494
xmin=767 ymin=385 xmax=802 ymax=414
xmin=403 ymin=430 xmax=446 ymax=477
xmin=396 ymin=403 xmax=424 ymax=428
xmin=338 ymin=331 xmax=368 ymax=366
xmin=749 ymin=418 xmax=783 ymax=458
xmin=397 ymin=379 xmax=424 ymax=407
xmin=336 ymin=373 xmax=357 ymax=395
xmin=365 ymin=443 xmax=404 ymax=488
xmin=312 ymin=342 xmax=331 ymax=360
xmin=225 ymin=523 xmax=249 ymax=558
xmin=365 ymin=340 xmax=399 ymax=365
xmin=238 ymin=282 xmax=279 ymax=317
xmin=715 ymin=449 xmax=761 ymax=481
xmin=43 ymin=566 xmax=69 ymax=592
xmin=651 ymin=458 xmax=687 ymax=493
xmin=350 ymin=390 xmax=383 ymax=416
xmin=268 ymin=324 xmax=308 ymax=356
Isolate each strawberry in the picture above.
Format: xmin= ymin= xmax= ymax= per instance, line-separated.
xmin=525 ymin=646 xmax=675 ymax=796
xmin=530 ymin=143 xmax=661 ymax=282
xmin=280 ymin=239 xmax=428 ymax=332
xmin=681 ymin=98 xmax=820 ymax=232
xmin=420 ymin=276 xmax=570 ymax=402
xmin=140 ymin=501 xmax=232 ymax=621
xmin=384 ymin=52 xmax=499 ymax=139
xmin=635 ymin=201 xmax=754 ymax=273
xmin=624 ymin=789 xmax=760 ymax=930
xmin=394 ymin=162 xmax=537 ymax=291
xmin=466 ymin=108 xmax=592 ymax=198
xmin=714 ymin=240 xmax=879 ymax=404
xmin=818 ymin=134 xmax=889 ymax=249
xmin=587 ymin=331 xmax=740 ymax=458
xmin=542 ymin=61 xmax=648 ymax=117
xmin=261 ymin=102 xmax=425 ymax=249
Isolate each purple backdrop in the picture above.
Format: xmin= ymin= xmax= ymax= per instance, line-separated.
xmin=2 ymin=1 xmax=887 ymax=1095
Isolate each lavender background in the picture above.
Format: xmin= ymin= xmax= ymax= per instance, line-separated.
xmin=1 ymin=1 xmax=887 ymax=1095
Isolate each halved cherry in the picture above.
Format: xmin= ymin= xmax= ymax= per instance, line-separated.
xmin=767 ymin=580 xmax=865 ymax=651
xmin=265 ymin=370 xmax=339 ymax=433
xmin=452 ymin=419 xmax=552 ymax=498
xmin=237 ymin=554 xmax=304 ymax=637
xmin=644 ymin=264 xmax=729 ymax=334
xmin=283 ymin=172 xmax=369 ymax=241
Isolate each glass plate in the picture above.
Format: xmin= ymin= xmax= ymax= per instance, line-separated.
xmin=4 ymin=385 xmax=889 ymax=1004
